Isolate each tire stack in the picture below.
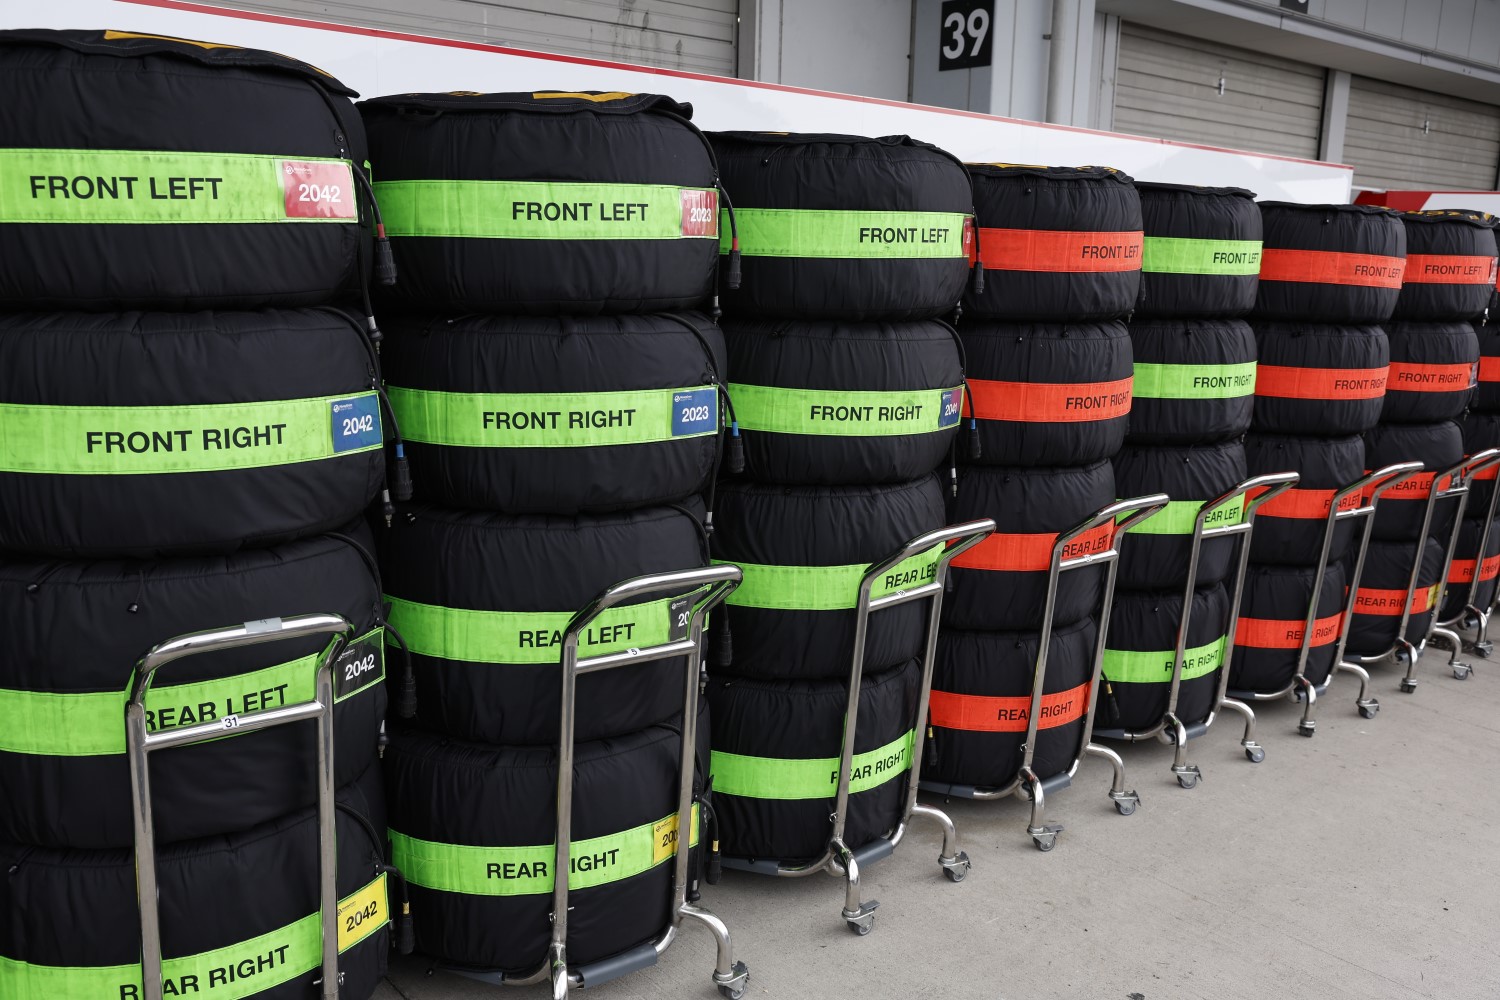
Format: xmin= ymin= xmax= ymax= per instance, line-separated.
xmin=1100 ymin=184 xmax=1259 ymax=732
xmin=1232 ymin=203 xmax=1403 ymax=687
xmin=0 ymin=30 xmax=393 ymax=998
xmin=704 ymin=132 xmax=970 ymax=863
xmin=927 ymin=165 xmax=1139 ymax=790
xmin=1352 ymin=211 xmax=1493 ymax=654
xmin=360 ymin=92 xmax=723 ymax=975
xmin=1399 ymin=213 xmax=1500 ymax=627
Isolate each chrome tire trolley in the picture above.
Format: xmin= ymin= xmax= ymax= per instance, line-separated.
xmin=127 ymin=613 xmax=360 ymax=1000
xmin=1343 ymin=450 xmax=1500 ymax=691
xmin=1093 ymin=473 xmax=1298 ymax=789
xmin=442 ymin=565 xmax=750 ymax=998
xmin=1431 ymin=449 xmax=1500 ymax=663
xmin=1226 ymin=462 xmax=1421 ymax=735
xmin=922 ymin=496 xmax=1170 ymax=852
xmin=720 ymin=520 xmax=995 ymax=935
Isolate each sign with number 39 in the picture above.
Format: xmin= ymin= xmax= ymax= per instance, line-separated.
xmin=939 ymin=0 xmax=993 ymax=72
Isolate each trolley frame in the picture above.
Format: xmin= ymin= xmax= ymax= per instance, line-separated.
xmin=1226 ymin=462 xmax=1421 ymax=735
xmin=918 ymin=495 xmax=1170 ymax=852
xmin=719 ymin=519 xmax=996 ymax=935
xmin=127 ymin=613 xmax=355 ymax=1000
xmin=452 ymin=565 xmax=748 ymax=999
xmin=1343 ymin=450 xmax=1499 ymax=690
xmin=1433 ymin=450 xmax=1500 ymax=662
xmin=1092 ymin=473 xmax=1298 ymax=790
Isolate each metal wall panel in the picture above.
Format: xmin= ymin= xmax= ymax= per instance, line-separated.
xmin=220 ymin=0 xmax=739 ymax=77
xmin=1114 ymin=22 xmax=1326 ymax=159
xmin=1345 ymin=74 xmax=1500 ymax=190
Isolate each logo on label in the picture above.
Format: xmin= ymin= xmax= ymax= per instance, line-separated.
xmin=331 ymin=395 xmax=382 ymax=453
xmin=671 ymin=388 xmax=718 ymax=437
xmin=680 ymin=189 xmax=719 ymax=238
xmin=281 ymin=160 xmax=357 ymax=219
xmin=938 ymin=389 xmax=962 ymax=429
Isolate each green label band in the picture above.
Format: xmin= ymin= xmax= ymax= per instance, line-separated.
xmin=387 ymin=384 xmax=718 ymax=449
xmin=0 ymin=392 xmax=382 ymax=475
xmin=1132 ymin=362 xmax=1257 ymax=400
xmin=386 ymin=592 xmax=696 ymax=665
xmin=716 ymin=544 xmax=944 ymax=612
xmin=712 ymin=729 xmax=915 ymax=800
xmin=722 ymin=208 xmax=971 ymax=259
xmin=0 ymin=631 xmax=383 ymax=758
xmin=729 ymin=383 xmax=963 ymax=437
xmin=373 ymin=179 xmax=719 ymax=240
xmin=391 ymin=806 xmax=698 ymax=897
xmin=1122 ymin=497 xmax=1246 ymax=536
xmin=0 ymin=148 xmax=357 ymax=225
xmin=1103 ymin=637 xmax=1227 ymax=685
xmin=0 ymin=873 xmax=386 ymax=1000
xmin=1141 ymin=237 xmax=1263 ymax=275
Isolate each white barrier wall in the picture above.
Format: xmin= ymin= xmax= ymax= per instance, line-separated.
xmin=9 ymin=0 xmax=1353 ymax=203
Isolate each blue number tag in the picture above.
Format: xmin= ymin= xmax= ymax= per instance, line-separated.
xmin=330 ymin=394 xmax=383 ymax=453
xmin=938 ymin=389 xmax=962 ymax=429
xmin=671 ymin=388 xmax=719 ymax=437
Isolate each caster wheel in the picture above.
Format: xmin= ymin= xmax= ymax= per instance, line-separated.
xmin=718 ymin=985 xmax=746 ymax=1000
xmin=1177 ymin=774 xmax=1198 ymax=789
xmin=943 ymin=864 xmax=968 ymax=883
xmin=1400 ymin=680 xmax=1417 ymax=694
xmin=1297 ymin=724 xmax=1315 ymax=738
xmin=1245 ymin=747 xmax=1265 ymax=763
xmin=1358 ymin=704 xmax=1378 ymax=719
xmin=1032 ymin=835 xmax=1056 ymax=852
xmin=1116 ymin=799 xmax=1137 ymax=816
xmin=847 ymin=917 xmax=873 ymax=936
xmin=1454 ymin=666 xmax=1472 ymax=680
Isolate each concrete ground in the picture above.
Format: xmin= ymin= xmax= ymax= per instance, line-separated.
xmin=375 ymin=645 xmax=1500 ymax=1000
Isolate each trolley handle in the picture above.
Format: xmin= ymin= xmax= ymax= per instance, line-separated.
xmin=859 ymin=518 xmax=996 ymax=612
xmin=1336 ymin=461 xmax=1425 ymax=517
xmin=127 ymin=613 xmax=353 ymax=753
xmin=561 ymin=564 xmax=743 ymax=674
xmin=1056 ymin=493 xmax=1170 ymax=572
xmin=1453 ymin=448 xmax=1500 ymax=491
xmin=1194 ymin=472 xmax=1300 ymax=541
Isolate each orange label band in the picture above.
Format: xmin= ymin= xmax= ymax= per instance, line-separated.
xmin=1403 ymin=254 xmax=1499 ymax=285
xmin=1387 ymin=362 xmax=1476 ymax=392
xmin=1259 ymin=248 xmax=1405 ymax=288
xmin=965 ymin=377 xmax=1133 ymax=423
xmin=1479 ymin=356 xmax=1500 ymax=384
xmin=1235 ymin=613 xmax=1343 ymax=649
xmin=951 ymin=523 xmax=1115 ymax=573
xmin=929 ymin=681 xmax=1091 ymax=733
xmin=1371 ymin=470 xmax=1450 ymax=500
xmin=1254 ymin=365 xmax=1387 ymax=400
xmin=1450 ymin=553 xmax=1500 ymax=584
xmin=1354 ymin=584 xmax=1439 ymax=616
xmin=971 ymin=227 xmax=1143 ymax=273
xmin=1260 ymin=487 xmax=1365 ymax=521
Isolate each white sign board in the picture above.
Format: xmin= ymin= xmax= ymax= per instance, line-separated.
xmin=9 ymin=0 xmax=1354 ymax=203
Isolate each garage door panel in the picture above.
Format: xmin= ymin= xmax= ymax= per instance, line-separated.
xmin=224 ymin=0 xmax=739 ymax=76
xmin=1346 ymin=74 xmax=1500 ymax=190
xmin=1115 ymin=23 xmax=1325 ymax=160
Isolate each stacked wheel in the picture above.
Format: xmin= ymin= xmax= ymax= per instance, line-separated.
xmin=1102 ymin=184 xmax=1256 ymax=734
xmin=1234 ymin=204 xmax=1405 ymax=688
xmin=1354 ymin=211 xmax=1494 ymax=662
xmin=705 ymin=131 xmax=970 ymax=871
xmin=928 ymin=164 xmax=1141 ymax=799
xmin=363 ymin=92 xmax=722 ymax=973
xmin=0 ymin=29 xmax=392 ymax=995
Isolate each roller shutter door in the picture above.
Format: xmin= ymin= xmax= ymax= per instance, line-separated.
xmin=225 ymin=0 xmax=739 ymax=77
xmin=1113 ymin=23 xmax=1325 ymax=160
xmin=1345 ymin=76 xmax=1500 ymax=192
